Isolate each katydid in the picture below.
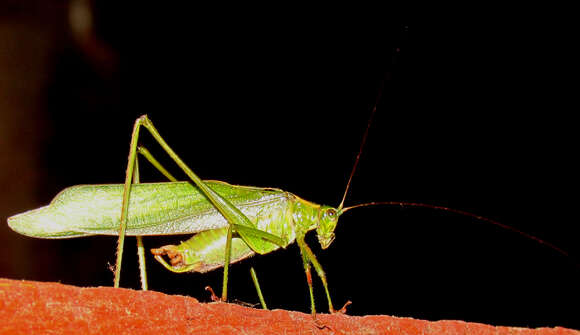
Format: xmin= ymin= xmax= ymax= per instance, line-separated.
xmin=6 ymin=112 xmax=573 ymax=320
xmin=7 ymin=113 xmax=371 ymax=317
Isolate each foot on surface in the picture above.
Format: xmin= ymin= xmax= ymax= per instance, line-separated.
xmin=204 ymin=286 xmax=222 ymax=302
xmin=332 ymin=300 xmax=352 ymax=314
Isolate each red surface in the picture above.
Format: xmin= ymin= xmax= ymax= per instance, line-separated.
xmin=0 ymin=278 xmax=577 ymax=335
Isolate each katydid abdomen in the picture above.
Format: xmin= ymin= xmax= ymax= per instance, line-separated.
xmin=153 ymin=225 xmax=289 ymax=274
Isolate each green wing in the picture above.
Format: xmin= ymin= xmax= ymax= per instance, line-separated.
xmin=8 ymin=181 xmax=291 ymax=239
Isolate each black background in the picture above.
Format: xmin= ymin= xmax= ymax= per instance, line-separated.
xmin=1 ymin=4 xmax=578 ymax=329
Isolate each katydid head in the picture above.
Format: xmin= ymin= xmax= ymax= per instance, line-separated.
xmin=316 ymin=206 xmax=341 ymax=249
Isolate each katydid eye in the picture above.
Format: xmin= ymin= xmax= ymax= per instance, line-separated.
xmin=326 ymin=209 xmax=337 ymax=217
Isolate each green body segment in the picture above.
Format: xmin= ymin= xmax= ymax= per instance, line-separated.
xmin=8 ymin=181 xmax=295 ymax=239
xmin=174 ymin=227 xmax=255 ymax=273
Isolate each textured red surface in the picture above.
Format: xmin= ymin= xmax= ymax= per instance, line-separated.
xmin=0 ymin=278 xmax=577 ymax=335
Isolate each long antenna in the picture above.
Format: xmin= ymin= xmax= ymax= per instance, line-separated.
xmin=341 ymin=201 xmax=579 ymax=268
xmin=338 ymin=81 xmax=384 ymax=210
xmin=335 ymin=81 xmax=578 ymax=268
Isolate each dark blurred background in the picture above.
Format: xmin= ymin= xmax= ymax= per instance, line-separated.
xmin=1 ymin=1 xmax=578 ymax=329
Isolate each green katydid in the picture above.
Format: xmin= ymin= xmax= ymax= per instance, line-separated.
xmin=7 ymin=111 xmax=573 ymax=320
xmin=8 ymin=112 xmax=381 ymax=317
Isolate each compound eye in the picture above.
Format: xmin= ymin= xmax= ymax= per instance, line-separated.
xmin=326 ymin=208 xmax=337 ymax=218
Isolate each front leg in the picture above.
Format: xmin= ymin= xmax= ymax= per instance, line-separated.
xmin=296 ymin=236 xmax=336 ymax=316
xmin=298 ymin=237 xmax=316 ymax=317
